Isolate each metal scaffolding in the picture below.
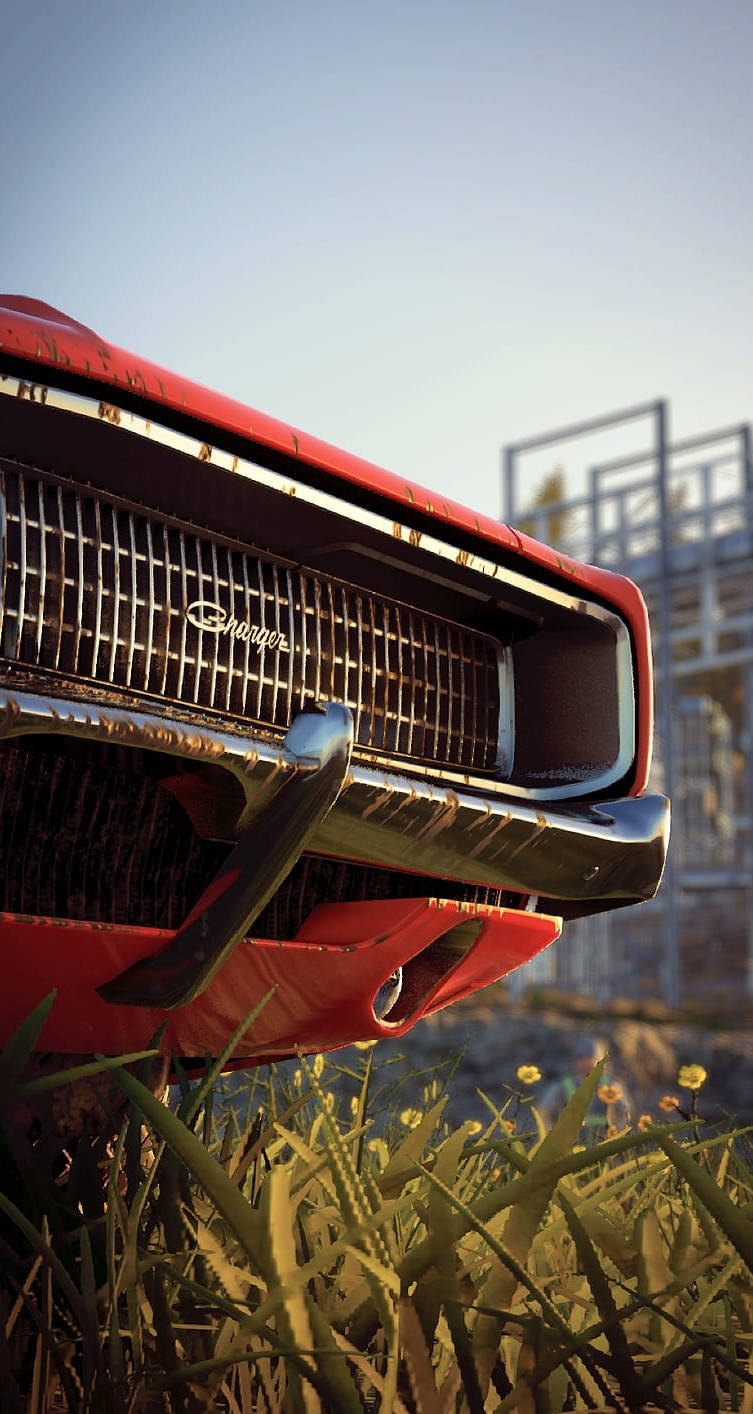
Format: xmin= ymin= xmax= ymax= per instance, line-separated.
xmin=503 ymin=410 xmax=753 ymax=1006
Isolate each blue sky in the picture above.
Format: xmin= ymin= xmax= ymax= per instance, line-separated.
xmin=4 ymin=0 xmax=752 ymax=517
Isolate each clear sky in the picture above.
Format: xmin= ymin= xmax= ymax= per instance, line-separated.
xmin=3 ymin=0 xmax=752 ymax=519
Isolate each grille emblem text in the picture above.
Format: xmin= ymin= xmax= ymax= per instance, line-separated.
xmin=186 ymin=600 xmax=290 ymax=652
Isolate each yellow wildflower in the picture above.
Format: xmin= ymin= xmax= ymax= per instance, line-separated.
xmin=597 ymin=1083 xmax=623 ymax=1105
xmin=312 ymin=1053 xmax=325 ymax=1079
xmin=466 ymin=1120 xmax=483 ymax=1137
xmin=677 ymin=1064 xmax=707 ymax=1092
xmin=354 ymin=1040 xmax=376 ymax=1050
xmin=324 ymin=1092 xmax=335 ymax=1113
xmin=350 ymin=1096 xmax=359 ymax=1116
xmin=400 ymin=1107 xmax=422 ymax=1129
xmin=367 ymin=1137 xmax=388 ymax=1164
xmin=636 ymin=1114 xmax=653 ymax=1131
xmin=516 ymin=1065 xmax=542 ymax=1085
xmin=292 ymin=1068 xmax=302 ymax=1089
xmin=500 ymin=1118 xmax=516 ymax=1135
xmin=659 ymin=1093 xmax=680 ymax=1112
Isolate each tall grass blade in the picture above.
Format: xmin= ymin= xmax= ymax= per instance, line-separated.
xmin=660 ymin=1132 xmax=753 ymax=1277
xmin=109 ymin=1064 xmax=267 ymax=1270
xmin=175 ymin=992 xmax=274 ymax=1129
xmin=400 ymin=1294 xmax=442 ymax=1414
xmin=471 ymin=1058 xmax=608 ymax=1399
xmin=558 ymin=1188 xmax=643 ymax=1409
xmin=0 ymin=993 xmax=56 ymax=1085
xmin=262 ymin=1166 xmax=319 ymax=1414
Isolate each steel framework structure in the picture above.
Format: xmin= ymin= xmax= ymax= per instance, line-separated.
xmin=503 ymin=408 xmax=753 ymax=1006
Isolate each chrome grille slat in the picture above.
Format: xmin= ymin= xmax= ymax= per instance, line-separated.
xmin=285 ymin=567 xmax=295 ymax=723
xmin=239 ymin=548 xmax=253 ymax=714
xmin=208 ymin=540 xmax=221 ymax=706
xmin=15 ymin=475 xmax=27 ymax=660
xmin=72 ymin=493 xmax=84 ymax=672
xmin=176 ymin=529 xmax=189 ymax=699
xmin=354 ymin=591 xmax=365 ymax=745
xmin=254 ymin=557 xmax=266 ymax=719
xmin=269 ymin=562 xmax=282 ymax=724
xmin=125 ymin=510 xmax=138 ymax=685
xmin=0 ymin=463 xmax=501 ymax=772
xmin=299 ymin=572 xmax=309 ymax=714
xmin=143 ymin=517 xmax=156 ymax=691
xmin=156 ymin=522 xmax=172 ymax=697
xmin=33 ymin=480 xmax=46 ymax=660
xmin=107 ymin=502 xmax=121 ymax=683
xmin=326 ymin=578 xmax=337 ymax=702
xmin=418 ymin=612 xmax=430 ymax=761
xmin=223 ymin=545 xmax=235 ymax=713
xmin=432 ymin=620 xmax=442 ymax=761
xmin=191 ymin=532 xmax=204 ymax=705
xmin=91 ymin=496 xmax=104 ymax=677
xmin=313 ymin=577 xmax=323 ymax=704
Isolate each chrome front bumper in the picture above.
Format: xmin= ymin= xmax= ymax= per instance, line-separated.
xmin=0 ymin=687 xmax=669 ymax=912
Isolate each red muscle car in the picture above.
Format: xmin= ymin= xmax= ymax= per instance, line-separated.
xmin=0 ymin=296 xmax=669 ymax=1066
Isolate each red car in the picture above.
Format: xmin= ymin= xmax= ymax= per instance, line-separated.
xmin=0 ymin=297 xmax=668 ymax=1066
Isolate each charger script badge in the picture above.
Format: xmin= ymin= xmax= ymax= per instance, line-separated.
xmin=186 ymin=600 xmax=290 ymax=652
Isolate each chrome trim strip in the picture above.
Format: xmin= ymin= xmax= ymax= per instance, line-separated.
xmin=0 ymin=376 xmax=636 ymax=799
xmin=0 ymin=689 xmax=668 ymax=909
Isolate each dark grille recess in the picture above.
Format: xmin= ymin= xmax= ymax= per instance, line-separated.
xmin=0 ymin=462 xmax=501 ymax=771
xmin=0 ymin=743 xmax=521 ymax=931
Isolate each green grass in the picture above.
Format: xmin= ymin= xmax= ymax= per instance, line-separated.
xmin=1 ymin=999 xmax=753 ymax=1411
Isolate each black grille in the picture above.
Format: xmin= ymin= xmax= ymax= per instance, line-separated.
xmin=0 ymin=461 xmax=501 ymax=771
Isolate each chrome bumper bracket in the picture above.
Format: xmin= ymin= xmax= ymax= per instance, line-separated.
xmin=94 ymin=702 xmax=354 ymax=1008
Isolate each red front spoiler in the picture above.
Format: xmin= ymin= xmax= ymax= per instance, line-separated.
xmin=0 ymin=901 xmax=560 ymax=1062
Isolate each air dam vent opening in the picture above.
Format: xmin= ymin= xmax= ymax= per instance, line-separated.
xmin=374 ymin=916 xmax=485 ymax=1026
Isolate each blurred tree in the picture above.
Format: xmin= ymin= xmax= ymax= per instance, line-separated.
xmin=518 ymin=468 xmax=571 ymax=546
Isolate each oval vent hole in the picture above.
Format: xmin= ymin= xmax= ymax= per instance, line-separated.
xmin=374 ymin=916 xmax=484 ymax=1026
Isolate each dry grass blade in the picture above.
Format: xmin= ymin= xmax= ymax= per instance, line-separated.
xmin=659 ymin=1133 xmax=753 ymax=1278
xmin=262 ymin=1166 xmax=319 ymax=1414
xmin=415 ymin=1160 xmax=606 ymax=1412
xmin=329 ymin=1325 xmax=413 ymax=1414
xmin=400 ymin=1294 xmax=442 ymax=1414
xmin=111 ymin=1064 xmax=268 ymax=1271
xmin=558 ymin=1188 xmax=644 ymax=1412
